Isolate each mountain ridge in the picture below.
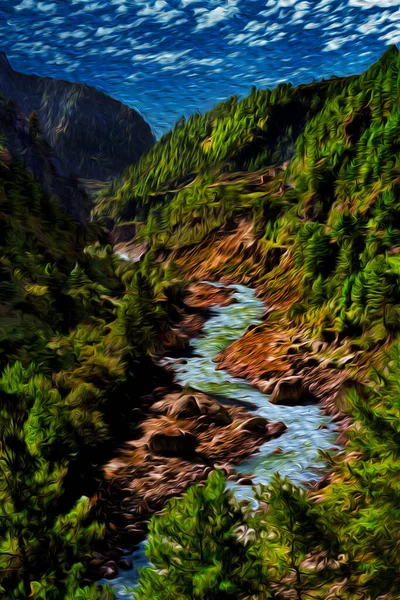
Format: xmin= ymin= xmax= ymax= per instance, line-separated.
xmin=0 ymin=52 xmax=155 ymax=181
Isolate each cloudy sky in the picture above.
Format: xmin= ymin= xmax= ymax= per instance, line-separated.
xmin=0 ymin=0 xmax=399 ymax=135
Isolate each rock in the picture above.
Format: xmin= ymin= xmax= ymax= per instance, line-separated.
xmin=99 ymin=561 xmax=118 ymax=580
xmin=152 ymin=392 xmax=231 ymax=425
xmin=90 ymin=557 xmax=106 ymax=567
xmin=270 ymin=377 xmax=317 ymax=405
xmin=147 ymin=428 xmax=197 ymax=456
xmin=238 ymin=477 xmax=253 ymax=485
xmin=238 ymin=416 xmax=269 ymax=433
xmin=266 ymin=421 xmax=287 ymax=438
xmin=117 ymin=559 xmax=133 ymax=570
xmin=272 ymin=447 xmax=283 ymax=454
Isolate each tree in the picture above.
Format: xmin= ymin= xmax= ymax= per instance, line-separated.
xmin=134 ymin=470 xmax=263 ymax=600
xmin=0 ymin=361 xmax=113 ymax=599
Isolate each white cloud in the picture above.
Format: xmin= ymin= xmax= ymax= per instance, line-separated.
xmin=58 ymin=30 xmax=87 ymax=39
xmin=195 ymin=57 xmax=224 ymax=65
xmin=180 ymin=0 xmax=202 ymax=6
xmin=323 ymin=33 xmax=357 ymax=51
xmin=243 ymin=20 xmax=266 ymax=33
xmin=37 ymin=1 xmax=57 ymax=12
xmin=137 ymin=1 xmax=184 ymax=24
xmin=133 ymin=49 xmax=190 ymax=65
xmin=14 ymin=0 xmax=34 ymax=9
xmin=349 ymin=0 xmax=400 ymax=7
xmin=95 ymin=24 xmax=132 ymax=36
xmin=296 ymin=1 xmax=312 ymax=9
xmin=194 ymin=0 xmax=239 ymax=31
xmin=358 ymin=11 xmax=391 ymax=33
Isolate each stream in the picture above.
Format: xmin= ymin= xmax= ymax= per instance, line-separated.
xmin=102 ymin=282 xmax=340 ymax=597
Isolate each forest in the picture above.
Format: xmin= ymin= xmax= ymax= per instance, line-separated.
xmin=1 ymin=45 xmax=400 ymax=599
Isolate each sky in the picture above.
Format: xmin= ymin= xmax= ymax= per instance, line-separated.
xmin=0 ymin=0 xmax=399 ymax=137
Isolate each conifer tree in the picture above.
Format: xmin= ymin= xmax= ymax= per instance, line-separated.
xmin=134 ymin=470 xmax=258 ymax=600
xmin=0 ymin=361 xmax=113 ymax=599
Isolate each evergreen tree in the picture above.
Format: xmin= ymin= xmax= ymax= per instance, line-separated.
xmin=0 ymin=361 xmax=113 ymax=599
xmin=134 ymin=470 xmax=261 ymax=600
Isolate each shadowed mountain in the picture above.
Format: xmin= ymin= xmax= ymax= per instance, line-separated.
xmin=0 ymin=52 xmax=154 ymax=181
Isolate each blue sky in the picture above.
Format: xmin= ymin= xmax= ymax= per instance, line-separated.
xmin=0 ymin=0 xmax=399 ymax=136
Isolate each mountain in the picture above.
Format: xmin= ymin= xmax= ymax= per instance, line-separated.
xmin=98 ymin=45 xmax=400 ymax=600
xmin=96 ymin=44 xmax=400 ymax=438
xmin=98 ymin=46 xmax=400 ymax=380
xmin=0 ymin=52 xmax=154 ymax=181
xmin=0 ymin=94 xmax=90 ymax=222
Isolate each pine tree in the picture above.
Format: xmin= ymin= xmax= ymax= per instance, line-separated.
xmin=134 ymin=470 xmax=259 ymax=600
xmin=0 ymin=361 xmax=112 ymax=599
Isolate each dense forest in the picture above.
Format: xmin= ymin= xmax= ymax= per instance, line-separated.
xmin=0 ymin=98 xmax=181 ymax=598
xmin=1 ymin=44 xmax=400 ymax=599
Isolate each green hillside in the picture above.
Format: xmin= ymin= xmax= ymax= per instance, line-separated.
xmin=99 ymin=45 xmax=400 ymax=350
xmin=0 ymin=107 xmax=178 ymax=599
xmin=96 ymin=46 xmax=400 ymax=600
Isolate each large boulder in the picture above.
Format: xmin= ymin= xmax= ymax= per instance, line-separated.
xmin=270 ymin=377 xmax=317 ymax=406
xmin=147 ymin=427 xmax=197 ymax=456
xmin=151 ymin=392 xmax=231 ymax=425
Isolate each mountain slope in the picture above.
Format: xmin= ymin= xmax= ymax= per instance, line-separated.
xmin=98 ymin=45 xmax=400 ymax=399
xmin=100 ymin=45 xmax=400 ymax=600
xmin=0 ymin=52 xmax=154 ymax=181
xmin=0 ymin=95 xmax=175 ymax=598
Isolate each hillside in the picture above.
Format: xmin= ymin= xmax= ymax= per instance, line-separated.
xmin=98 ymin=45 xmax=400 ymax=397
xmin=3 ymin=41 xmax=400 ymax=600
xmin=0 ymin=96 xmax=177 ymax=598
xmin=96 ymin=46 xmax=400 ymax=599
xmin=0 ymin=52 xmax=154 ymax=181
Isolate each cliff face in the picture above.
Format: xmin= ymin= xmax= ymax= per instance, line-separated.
xmin=0 ymin=52 xmax=154 ymax=181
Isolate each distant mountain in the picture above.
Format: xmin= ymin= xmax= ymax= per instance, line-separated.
xmin=0 ymin=52 xmax=154 ymax=181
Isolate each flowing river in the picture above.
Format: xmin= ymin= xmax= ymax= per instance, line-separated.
xmin=102 ymin=282 xmax=340 ymax=597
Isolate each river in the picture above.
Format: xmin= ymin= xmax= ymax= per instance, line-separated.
xmin=101 ymin=282 xmax=340 ymax=597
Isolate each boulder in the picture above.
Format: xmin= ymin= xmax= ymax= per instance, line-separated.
xmin=237 ymin=477 xmax=253 ymax=485
xmin=238 ymin=416 xmax=269 ymax=433
xmin=117 ymin=559 xmax=133 ymax=571
xmin=151 ymin=392 xmax=231 ymax=425
xmin=99 ymin=561 xmax=118 ymax=580
xmin=270 ymin=377 xmax=317 ymax=405
xmin=147 ymin=428 xmax=197 ymax=456
xmin=266 ymin=421 xmax=287 ymax=439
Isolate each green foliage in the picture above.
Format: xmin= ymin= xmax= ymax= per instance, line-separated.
xmin=135 ymin=470 xmax=266 ymax=600
xmin=0 ymin=106 xmax=182 ymax=596
xmin=0 ymin=362 xmax=113 ymax=599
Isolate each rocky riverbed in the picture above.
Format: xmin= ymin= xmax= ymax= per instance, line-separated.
xmin=94 ymin=282 xmax=340 ymax=597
